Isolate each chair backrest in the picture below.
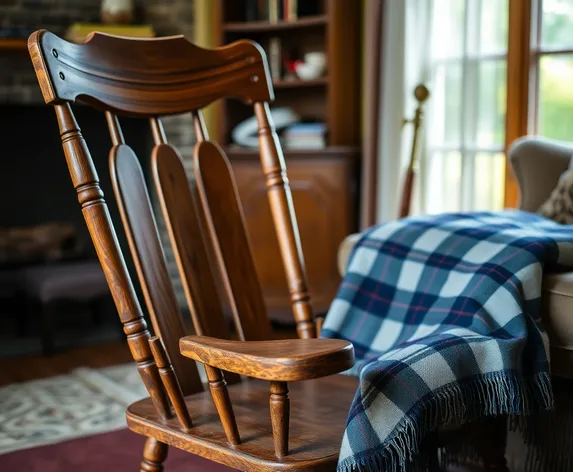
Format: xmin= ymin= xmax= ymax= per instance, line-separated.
xmin=28 ymin=30 xmax=317 ymax=406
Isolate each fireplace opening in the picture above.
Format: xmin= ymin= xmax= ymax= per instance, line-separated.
xmin=0 ymin=104 xmax=154 ymax=357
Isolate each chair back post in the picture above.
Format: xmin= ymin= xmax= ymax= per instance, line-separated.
xmin=254 ymin=102 xmax=316 ymax=339
xmin=53 ymin=103 xmax=171 ymax=419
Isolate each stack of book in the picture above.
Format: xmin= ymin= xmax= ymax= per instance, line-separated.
xmin=282 ymin=123 xmax=327 ymax=149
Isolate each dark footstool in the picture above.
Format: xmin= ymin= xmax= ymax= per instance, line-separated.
xmin=16 ymin=260 xmax=112 ymax=355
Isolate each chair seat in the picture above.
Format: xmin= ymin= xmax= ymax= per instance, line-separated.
xmin=338 ymin=233 xmax=573 ymax=379
xmin=126 ymin=374 xmax=358 ymax=472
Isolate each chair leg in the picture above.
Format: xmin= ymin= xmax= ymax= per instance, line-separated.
xmin=140 ymin=437 xmax=168 ymax=472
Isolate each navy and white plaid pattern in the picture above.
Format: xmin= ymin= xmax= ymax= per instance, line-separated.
xmin=321 ymin=210 xmax=573 ymax=472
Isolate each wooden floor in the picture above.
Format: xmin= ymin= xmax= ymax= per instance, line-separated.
xmin=0 ymin=326 xmax=297 ymax=387
xmin=0 ymin=341 xmax=133 ymax=387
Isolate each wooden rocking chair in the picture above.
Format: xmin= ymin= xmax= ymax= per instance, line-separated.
xmin=28 ymin=31 xmax=356 ymax=471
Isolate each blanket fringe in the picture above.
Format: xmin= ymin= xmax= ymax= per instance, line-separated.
xmin=337 ymin=370 xmax=553 ymax=472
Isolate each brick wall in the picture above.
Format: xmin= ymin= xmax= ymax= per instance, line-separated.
xmin=0 ymin=0 xmax=195 ymax=102
xmin=0 ymin=0 xmax=196 ymax=305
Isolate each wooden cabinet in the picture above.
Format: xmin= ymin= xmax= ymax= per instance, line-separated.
xmin=209 ymin=0 xmax=362 ymax=323
xmin=229 ymin=148 xmax=358 ymax=322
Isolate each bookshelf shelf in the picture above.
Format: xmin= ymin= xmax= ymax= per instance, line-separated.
xmin=225 ymin=145 xmax=360 ymax=159
xmin=273 ymin=77 xmax=328 ymax=89
xmin=0 ymin=38 xmax=28 ymax=52
xmin=223 ymin=15 xmax=327 ymax=33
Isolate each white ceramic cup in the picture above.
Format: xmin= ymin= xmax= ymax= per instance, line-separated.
xmin=304 ymin=52 xmax=326 ymax=68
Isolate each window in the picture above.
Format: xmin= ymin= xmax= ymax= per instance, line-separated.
xmin=422 ymin=0 xmax=509 ymax=214
xmin=533 ymin=0 xmax=573 ymax=141
xmin=504 ymin=0 xmax=573 ymax=206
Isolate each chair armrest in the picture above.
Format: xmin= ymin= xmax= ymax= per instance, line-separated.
xmin=180 ymin=336 xmax=354 ymax=382
xmin=509 ymin=136 xmax=573 ymax=211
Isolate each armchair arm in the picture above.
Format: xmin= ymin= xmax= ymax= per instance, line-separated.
xmin=509 ymin=136 xmax=573 ymax=211
xmin=179 ymin=336 xmax=354 ymax=381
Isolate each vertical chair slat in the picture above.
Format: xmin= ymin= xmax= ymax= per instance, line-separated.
xmin=150 ymin=114 xmax=241 ymax=384
xmin=152 ymin=146 xmax=234 ymax=338
xmin=150 ymin=117 xmax=168 ymax=145
xmin=193 ymin=141 xmax=272 ymax=341
xmin=192 ymin=110 xmax=209 ymax=142
xmin=110 ymin=143 xmax=204 ymax=396
xmin=204 ymin=364 xmax=241 ymax=446
xmin=105 ymin=111 xmax=125 ymax=146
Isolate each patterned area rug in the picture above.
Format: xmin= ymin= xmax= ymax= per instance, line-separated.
xmin=0 ymin=364 xmax=148 ymax=455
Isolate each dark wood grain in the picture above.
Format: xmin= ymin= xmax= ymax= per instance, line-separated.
xmin=269 ymin=381 xmax=290 ymax=459
xmin=194 ymin=141 xmax=271 ymax=341
xmin=127 ymin=375 xmax=359 ymax=472
xmin=149 ymin=337 xmax=194 ymax=432
xmin=223 ymin=15 xmax=328 ymax=33
xmin=204 ymin=364 xmax=241 ymax=447
xmin=0 ymin=38 xmax=28 ymax=52
xmin=0 ymin=342 xmax=132 ymax=387
xmin=152 ymin=144 xmax=235 ymax=346
xmin=29 ymin=29 xmax=359 ymax=472
xmin=28 ymin=30 xmax=273 ymax=116
xmin=360 ymin=0 xmax=384 ymax=228
xmin=254 ymin=103 xmax=316 ymax=338
xmin=180 ymin=336 xmax=354 ymax=382
xmin=109 ymin=144 xmax=204 ymax=396
xmin=230 ymin=150 xmax=357 ymax=317
xmin=140 ymin=437 xmax=168 ymax=472
xmin=327 ymin=0 xmax=361 ymax=147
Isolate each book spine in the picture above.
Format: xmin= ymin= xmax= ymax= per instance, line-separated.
xmin=246 ymin=0 xmax=258 ymax=21
xmin=268 ymin=0 xmax=279 ymax=23
xmin=288 ymin=0 xmax=297 ymax=20
xmin=258 ymin=0 xmax=268 ymax=20
xmin=269 ymin=37 xmax=282 ymax=81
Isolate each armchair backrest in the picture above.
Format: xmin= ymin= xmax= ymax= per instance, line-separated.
xmin=509 ymin=137 xmax=573 ymax=211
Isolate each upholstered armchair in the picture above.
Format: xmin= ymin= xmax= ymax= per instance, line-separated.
xmin=338 ymin=136 xmax=573 ymax=379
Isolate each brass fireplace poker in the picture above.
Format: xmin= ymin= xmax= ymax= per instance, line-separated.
xmin=398 ymin=84 xmax=430 ymax=219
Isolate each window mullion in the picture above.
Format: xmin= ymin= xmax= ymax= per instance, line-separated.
xmin=460 ymin=0 xmax=476 ymax=211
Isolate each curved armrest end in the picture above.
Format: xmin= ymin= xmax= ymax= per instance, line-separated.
xmin=179 ymin=336 xmax=354 ymax=382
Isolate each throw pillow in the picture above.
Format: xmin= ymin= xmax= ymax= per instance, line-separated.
xmin=538 ymin=167 xmax=573 ymax=224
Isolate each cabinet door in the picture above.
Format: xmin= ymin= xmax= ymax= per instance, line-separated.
xmin=231 ymin=155 xmax=356 ymax=323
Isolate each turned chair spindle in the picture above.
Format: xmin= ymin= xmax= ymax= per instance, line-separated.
xmin=270 ymin=381 xmax=290 ymax=459
xmin=149 ymin=336 xmax=193 ymax=431
xmin=253 ymin=102 xmax=315 ymax=339
xmin=204 ymin=365 xmax=241 ymax=446
xmin=53 ymin=102 xmax=171 ymax=421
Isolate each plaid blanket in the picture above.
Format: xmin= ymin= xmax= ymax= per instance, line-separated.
xmin=321 ymin=210 xmax=573 ymax=472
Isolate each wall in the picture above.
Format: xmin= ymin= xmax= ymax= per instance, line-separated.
xmin=0 ymin=0 xmax=196 ymax=305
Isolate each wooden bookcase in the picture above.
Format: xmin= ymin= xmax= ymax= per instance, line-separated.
xmin=213 ymin=0 xmax=362 ymax=322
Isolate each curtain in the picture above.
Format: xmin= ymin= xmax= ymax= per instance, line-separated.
xmin=372 ymin=0 xmax=434 ymax=223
